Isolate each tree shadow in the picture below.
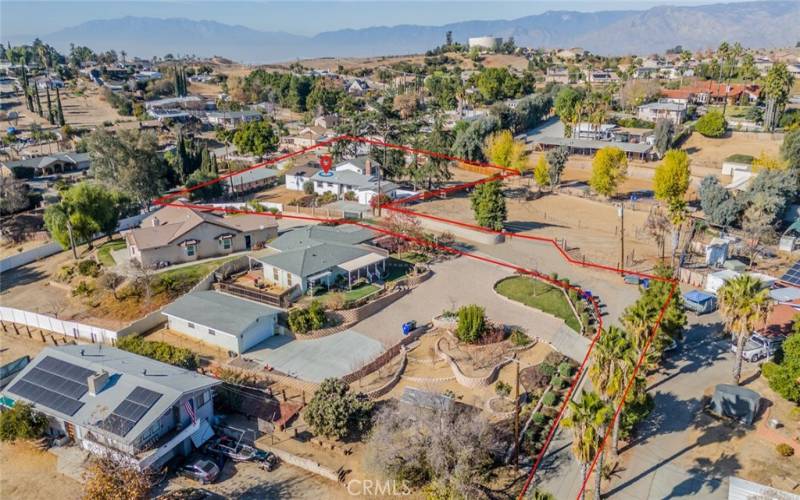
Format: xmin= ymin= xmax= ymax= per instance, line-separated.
xmin=665 ymin=452 xmax=740 ymax=498
xmin=648 ymin=321 xmax=728 ymax=393
xmin=230 ymin=473 xmax=317 ymax=499
xmin=0 ymin=264 xmax=48 ymax=291
xmin=625 ymin=392 xmax=703 ymax=450
xmin=504 ymin=220 xmax=566 ymax=233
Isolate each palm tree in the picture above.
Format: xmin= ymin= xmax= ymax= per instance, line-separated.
xmin=562 ymin=390 xmax=611 ymax=500
xmin=621 ymin=299 xmax=660 ymax=355
xmin=589 ymin=326 xmax=637 ymax=455
xmin=717 ymin=275 xmax=773 ymax=384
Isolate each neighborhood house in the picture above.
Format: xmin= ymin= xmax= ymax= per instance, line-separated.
xmin=0 ymin=345 xmax=220 ymax=470
xmin=285 ymin=156 xmax=398 ymax=205
xmin=125 ymin=202 xmax=278 ymax=268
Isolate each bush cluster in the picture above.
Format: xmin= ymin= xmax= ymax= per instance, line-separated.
xmin=455 ymin=304 xmax=486 ymax=343
xmin=116 ymin=335 xmax=199 ymax=370
xmin=287 ymin=300 xmax=326 ymax=334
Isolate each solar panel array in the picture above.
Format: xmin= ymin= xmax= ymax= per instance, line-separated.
xmin=780 ymin=260 xmax=800 ymax=287
xmin=99 ymin=386 xmax=162 ymax=437
xmin=6 ymin=356 xmax=95 ymax=416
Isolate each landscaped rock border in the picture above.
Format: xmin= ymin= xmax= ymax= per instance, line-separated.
xmin=363 ymin=346 xmax=408 ymax=400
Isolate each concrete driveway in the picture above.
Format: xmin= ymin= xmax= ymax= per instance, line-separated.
xmin=353 ymin=257 xmax=590 ymax=361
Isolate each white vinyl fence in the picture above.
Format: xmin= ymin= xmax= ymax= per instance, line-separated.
xmin=0 ymin=306 xmax=117 ymax=344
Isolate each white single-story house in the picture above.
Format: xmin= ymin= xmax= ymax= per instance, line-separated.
xmin=284 ymin=161 xmax=323 ymax=191
xmin=251 ymin=225 xmax=386 ymax=293
xmin=162 ymin=291 xmax=281 ymax=354
xmin=0 ymin=345 xmax=220 ymax=470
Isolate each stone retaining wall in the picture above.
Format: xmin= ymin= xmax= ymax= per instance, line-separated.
xmin=435 ymin=337 xmax=512 ymax=388
xmin=260 ymin=446 xmax=341 ymax=483
xmin=363 ymin=346 xmax=408 ymax=400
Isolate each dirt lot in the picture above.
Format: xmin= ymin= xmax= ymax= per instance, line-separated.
xmin=413 ymin=184 xmax=661 ymax=267
xmin=682 ymin=131 xmax=784 ymax=170
xmin=281 ymin=52 xmax=529 ymax=73
xmin=0 ymin=442 xmax=83 ymax=500
xmin=0 ymin=330 xmax=52 ymax=364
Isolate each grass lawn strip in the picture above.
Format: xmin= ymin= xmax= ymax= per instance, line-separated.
xmin=495 ymin=276 xmax=581 ymax=332
xmin=96 ymin=239 xmax=128 ymax=267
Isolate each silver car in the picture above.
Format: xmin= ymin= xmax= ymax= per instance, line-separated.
xmin=731 ymin=333 xmax=785 ymax=362
xmin=179 ymin=459 xmax=220 ymax=485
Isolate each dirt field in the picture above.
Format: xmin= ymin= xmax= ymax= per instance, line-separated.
xmin=280 ymin=52 xmax=529 ymax=73
xmin=682 ymin=131 xmax=784 ymax=170
xmin=0 ymin=331 xmax=52 ymax=364
xmin=0 ymin=442 xmax=83 ymax=500
xmin=414 ymin=185 xmax=661 ymax=268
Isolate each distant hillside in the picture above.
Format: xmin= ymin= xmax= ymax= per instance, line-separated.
xmin=8 ymin=1 xmax=800 ymax=63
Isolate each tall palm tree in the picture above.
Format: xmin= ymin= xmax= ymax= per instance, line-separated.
xmin=717 ymin=275 xmax=773 ymax=384
xmin=621 ymin=299 xmax=660 ymax=355
xmin=562 ymin=390 xmax=611 ymax=500
xmin=589 ymin=326 xmax=637 ymax=455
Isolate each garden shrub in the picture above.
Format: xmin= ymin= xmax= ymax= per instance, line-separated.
xmin=77 ymin=259 xmax=100 ymax=277
xmin=72 ymin=280 xmax=94 ymax=297
xmin=538 ymin=363 xmax=556 ymax=378
xmin=762 ymin=333 xmax=800 ymax=403
xmin=695 ymin=110 xmax=727 ymax=138
xmin=531 ymin=412 xmax=547 ymax=426
xmin=544 ymin=352 xmax=565 ymax=366
xmin=55 ymin=264 xmax=75 ymax=282
xmin=495 ymin=381 xmax=512 ymax=398
xmin=558 ymin=362 xmax=573 ymax=378
xmin=0 ymin=402 xmax=48 ymax=442
xmin=456 ymin=304 xmax=486 ymax=343
xmin=776 ymin=443 xmax=794 ymax=457
xmin=524 ymin=366 xmax=552 ymax=390
xmin=541 ymin=392 xmax=558 ymax=407
xmin=116 ymin=336 xmax=199 ymax=370
xmin=288 ymin=301 xmax=327 ymax=334
xmin=510 ymin=328 xmax=530 ymax=346
xmin=550 ymin=376 xmax=565 ymax=391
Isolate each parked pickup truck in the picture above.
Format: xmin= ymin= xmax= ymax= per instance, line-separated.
xmin=731 ymin=333 xmax=785 ymax=362
xmin=683 ymin=290 xmax=718 ymax=315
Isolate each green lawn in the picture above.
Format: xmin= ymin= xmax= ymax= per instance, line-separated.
xmin=96 ymin=239 xmax=128 ymax=267
xmin=384 ymin=258 xmax=413 ymax=282
xmin=344 ymin=283 xmax=380 ymax=302
xmin=158 ymin=256 xmax=237 ymax=283
xmin=494 ymin=276 xmax=581 ymax=332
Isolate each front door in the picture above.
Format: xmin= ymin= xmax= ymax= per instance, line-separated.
xmin=244 ymin=235 xmax=252 ymax=249
xmin=65 ymin=422 xmax=75 ymax=441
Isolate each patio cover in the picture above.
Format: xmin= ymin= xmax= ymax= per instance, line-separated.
xmin=339 ymin=253 xmax=386 ymax=272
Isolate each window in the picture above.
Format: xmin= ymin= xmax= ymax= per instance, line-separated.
xmin=221 ymin=238 xmax=231 ymax=250
xmin=186 ymin=243 xmax=196 ymax=257
xmin=188 ymin=322 xmax=195 ymax=329
xmin=208 ymin=328 xmax=216 ymax=336
xmin=196 ymin=391 xmax=207 ymax=408
xmin=273 ymin=268 xmax=279 ymax=281
xmin=287 ymin=273 xmax=293 ymax=286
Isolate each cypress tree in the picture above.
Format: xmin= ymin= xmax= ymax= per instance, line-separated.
xmin=174 ymin=65 xmax=180 ymax=97
xmin=55 ymin=87 xmax=65 ymax=126
xmin=45 ymin=86 xmax=54 ymax=124
xmin=34 ymin=86 xmax=43 ymax=117
xmin=25 ymin=90 xmax=34 ymax=112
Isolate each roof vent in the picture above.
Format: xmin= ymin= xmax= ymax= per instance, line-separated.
xmin=87 ymin=370 xmax=109 ymax=396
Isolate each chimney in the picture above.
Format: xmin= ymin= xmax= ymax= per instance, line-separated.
xmin=87 ymin=371 xmax=109 ymax=396
xmin=151 ymin=216 xmax=160 ymax=227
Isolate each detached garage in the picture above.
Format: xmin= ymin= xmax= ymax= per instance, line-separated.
xmin=162 ymin=291 xmax=281 ymax=354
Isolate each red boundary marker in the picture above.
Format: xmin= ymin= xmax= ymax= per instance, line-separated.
xmin=151 ymin=136 xmax=677 ymax=499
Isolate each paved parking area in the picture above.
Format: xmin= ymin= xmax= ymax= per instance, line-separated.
xmin=243 ymin=330 xmax=385 ymax=382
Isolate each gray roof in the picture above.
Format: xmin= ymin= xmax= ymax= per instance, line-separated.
xmin=336 ymin=156 xmax=380 ymax=171
xmin=162 ymin=290 xmax=280 ymax=335
xmin=529 ymin=136 xmax=653 ymax=154
xmin=4 ymin=152 xmax=90 ymax=171
xmin=267 ymin=224 xmax=376 ymax=252
xmin=224 ymin=166 xmax=280 ymax=187
xmin=2 ymin=345 xmax=219 ymax=446
xmin=638 ymin=101 xmax=687 ymax=112
xmin=311 ymin=169 xmax=398 ymax=192
xmin=206 ymin=110 xmax=262 ymax=120
xmin=257 ymin=241 xmax=373 ymax=278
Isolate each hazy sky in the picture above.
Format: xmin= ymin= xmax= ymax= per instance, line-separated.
xmin=0 ymin=1 xmax=759 ymax=38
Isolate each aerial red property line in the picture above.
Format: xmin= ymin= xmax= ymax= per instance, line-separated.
xmin=150 ymin=135 xmax=676 ymax=498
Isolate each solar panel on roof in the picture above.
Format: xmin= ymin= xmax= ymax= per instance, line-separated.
xmin=7 ymin=379 xmax=84 ymax=416
xmin=98 ymin=386 xmax=162 ymax=438
xmin=780 ymin=260 xmax=800 ymax=286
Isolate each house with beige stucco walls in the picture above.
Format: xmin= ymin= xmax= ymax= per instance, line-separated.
xmin=124 ymin=201 xmax=278 ymax=268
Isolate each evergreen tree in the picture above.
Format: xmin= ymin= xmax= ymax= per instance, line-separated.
xmin=55 ymin=87 xmax=65 ymax=126
xmin=45 ymin=86 xmax=54 ymax=124
xmin=34 ymin=85 xmax=43 ymax=117
xmin=470 ymin=180 xmax=507 ymax=230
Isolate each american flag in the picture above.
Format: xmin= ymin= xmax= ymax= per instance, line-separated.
xmin=183 ymin=399 xmax=197 ymax=424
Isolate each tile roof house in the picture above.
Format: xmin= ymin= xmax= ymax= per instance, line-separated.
xmin=124 ymin=201 xmax=278 ymax=268
xmin=660 ymin=81 xmax=760 ymax=105
xmin=252 ymin=225 xmax=387 ymax=293
xmin=162 ymin=290 xmax=281 ymax=354
xmin=0 ymin=345 xmax=220 ymax=470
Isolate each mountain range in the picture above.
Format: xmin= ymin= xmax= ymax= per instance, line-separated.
xmin=7 ymin=1 xmax=800 ymax=63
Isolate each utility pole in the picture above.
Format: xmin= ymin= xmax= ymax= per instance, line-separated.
xmin=513 ymin=358 xmax=520 ymax=470
xmin=618 ymin=202 xmax=625 ymax=274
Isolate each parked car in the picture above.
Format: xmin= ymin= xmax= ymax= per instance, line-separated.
xmin=731 ymin=333 xmax=785 ymax=362
xmin=683 ymin=290 xmax=717 ymax=315
xmin=205 ymin=436 xmax=259 ymax=462
xmin=179 ymin=459 xmax=220 ymax=485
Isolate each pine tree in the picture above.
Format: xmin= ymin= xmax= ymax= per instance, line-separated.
xmin=55 ymin=87 xmax=65 ymax=126
xmin=45 ymin=86 xmax=54 ymax=124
